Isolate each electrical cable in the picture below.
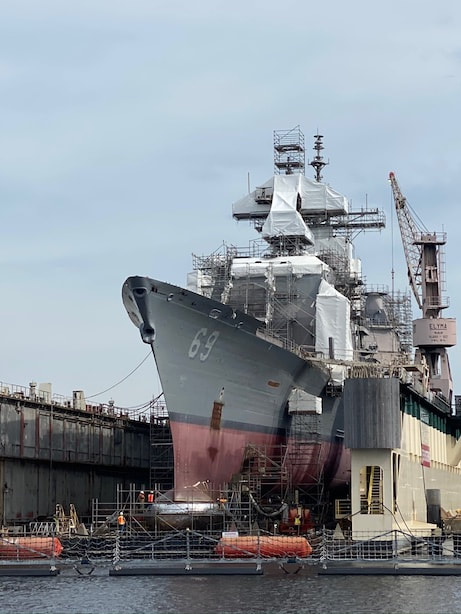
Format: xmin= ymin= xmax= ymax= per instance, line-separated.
xmin=86 ymin=350 xmax=153 ymax=399
xmin=116 ymin=392 xmax=165 ymax=415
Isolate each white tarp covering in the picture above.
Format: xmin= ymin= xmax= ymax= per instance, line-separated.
xmin=262 ymin=175 xmax=314 ymax=244
xmin=315 ymin=279 xmax=354 ymax=361
xmin=232 ymin=175 xmax=349 ymax=220
xmin=299 ymin=177 xmax=348 ymax=215
xmin=288 ymin=389 xmax=322 ymax=414
xmin=312 ymin=235 xmax=350 ymax=258
xmin=329 ymin=364 xmax=347 ymax=386
xmin=232 ymin=177 xmax=273 ymax=219
xmin=350 ymin=258 xmax=362 ymax=276
xmin=231 ymin=254 xmax=329 ymax=279
xmin=187 ymin=270 xmax=213 ymax=295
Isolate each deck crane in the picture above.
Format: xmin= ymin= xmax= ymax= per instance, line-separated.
xmin=389 ymin=171 xmax=456 ymax=404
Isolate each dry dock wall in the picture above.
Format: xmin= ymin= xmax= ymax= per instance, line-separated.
xmin=0 ymin=394 xmax=151 ymax=524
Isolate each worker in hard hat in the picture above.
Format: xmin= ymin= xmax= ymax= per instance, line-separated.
xmin=117 ymin=511 xmax=126 ymax=533
xmin=137 ymin=490 xmax=145 ymax=510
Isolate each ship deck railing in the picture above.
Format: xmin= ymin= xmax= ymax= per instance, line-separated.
xmin=0 ymin=379 xmax=158 ymax=422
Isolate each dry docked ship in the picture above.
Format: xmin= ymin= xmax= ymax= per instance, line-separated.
xmin=123 ymin=127 xmax=461 ymax=534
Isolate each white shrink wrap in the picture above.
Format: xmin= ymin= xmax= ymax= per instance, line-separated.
xmin=315 ymin=280 xmax=354 ymax=361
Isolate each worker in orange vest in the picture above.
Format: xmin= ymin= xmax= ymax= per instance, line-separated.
xmin=117 ymin=511 xmax=126 ymax=533
xmin=147 ymin=490 xmax=154 ymax=510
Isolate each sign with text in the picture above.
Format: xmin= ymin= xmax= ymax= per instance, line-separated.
xmin=413 ymin=318 xmax=456 ymax=347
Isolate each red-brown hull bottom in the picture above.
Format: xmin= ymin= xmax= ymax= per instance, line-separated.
xmin=170 ymin=421 xmax=349 ymax=500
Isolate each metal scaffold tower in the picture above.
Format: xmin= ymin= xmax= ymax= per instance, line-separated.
xmin=224 ymin=443 xmax=289 ymax=534
xmin=388 ymin=289 xmax=413 ymax=357
xmin=274 ymin=126 xmax=305 ymax=175
xmin=264 ymin=263 xmax=297 ymax=343
xmin=285 ymin=412 xmax=327 ymax=523
xmin=232 ymin=419 xmax=328 ymax=529
xmin=362 ymin=285 xmax=414 ymax=361
xmin=149 ymin=401 xmax=174 ymax=492
xmin=192 ymin=244 xmax=237 ymax=302
xmin=243 ymin=443 xmax=290 ymax=502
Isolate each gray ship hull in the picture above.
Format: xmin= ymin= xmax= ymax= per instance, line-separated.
xmin=123 ymin=276 xmax=347 ymax=500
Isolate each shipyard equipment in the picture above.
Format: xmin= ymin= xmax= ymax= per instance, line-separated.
xmin=389 ymin=171 xmax=456 ymax=403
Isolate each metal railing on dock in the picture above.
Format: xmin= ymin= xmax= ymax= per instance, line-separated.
xmin=108 ymin=528 xmax=461 ymax=565
xmin=0 ymin=528 xmax=61 ymax=573
xmin=3 ymin=526 xmax=461 ymax=576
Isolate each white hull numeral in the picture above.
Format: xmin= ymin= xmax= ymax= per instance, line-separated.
xmin=188 ymin=328 xmax=220 ymax=361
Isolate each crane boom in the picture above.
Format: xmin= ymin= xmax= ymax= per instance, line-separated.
xmin=389 ymin=171 xmax=456 ymax=404
xmin=389 ymin=171 xmax=423 ymax=309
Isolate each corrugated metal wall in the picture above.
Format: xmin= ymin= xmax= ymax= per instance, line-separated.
xmin=344 ymin=377 xmax=401 ymax=449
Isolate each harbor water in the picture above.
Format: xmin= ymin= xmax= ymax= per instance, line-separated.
xmin=1 ymin=572 xmax=461 ymax=614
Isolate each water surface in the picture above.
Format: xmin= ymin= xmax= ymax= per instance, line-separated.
xmin=1 ymin=569 xmax=461 ymax=613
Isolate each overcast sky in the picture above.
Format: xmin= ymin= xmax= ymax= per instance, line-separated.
xmin=1 ymin=0 xmax=461 ymax=411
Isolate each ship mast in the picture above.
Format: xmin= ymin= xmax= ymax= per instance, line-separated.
xmin=309 ymin=134 xmax=329 ymax=182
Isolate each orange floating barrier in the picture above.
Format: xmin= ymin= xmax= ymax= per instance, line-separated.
xmin=216 ymin=535 xmax=312 ymax=558
xmin=0 ymin=537 xmax=63 ymax=560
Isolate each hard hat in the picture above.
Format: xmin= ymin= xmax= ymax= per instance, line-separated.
xmin=120 ymin=511 xmax=123 ymax=515
xmin=140 ymin=490 xmax=144 ymax=493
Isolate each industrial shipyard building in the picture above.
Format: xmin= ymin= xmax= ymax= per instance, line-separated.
xmin=0 ymin=381 xmax=173 ymax=526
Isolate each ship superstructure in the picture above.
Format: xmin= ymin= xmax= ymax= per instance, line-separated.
xmin=123 ymin=127 xmax=461 ymax=533
xmin=125 ymin=129 xmax=408 ymax=502
xmin=190 ymin=128 xmax=408 ymax=372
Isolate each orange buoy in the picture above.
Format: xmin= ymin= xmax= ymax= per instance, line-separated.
xmin=0 ymin=537 xmax=63 ymax=560
xmin=216 ymin=535 xmax=312 ymax=558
